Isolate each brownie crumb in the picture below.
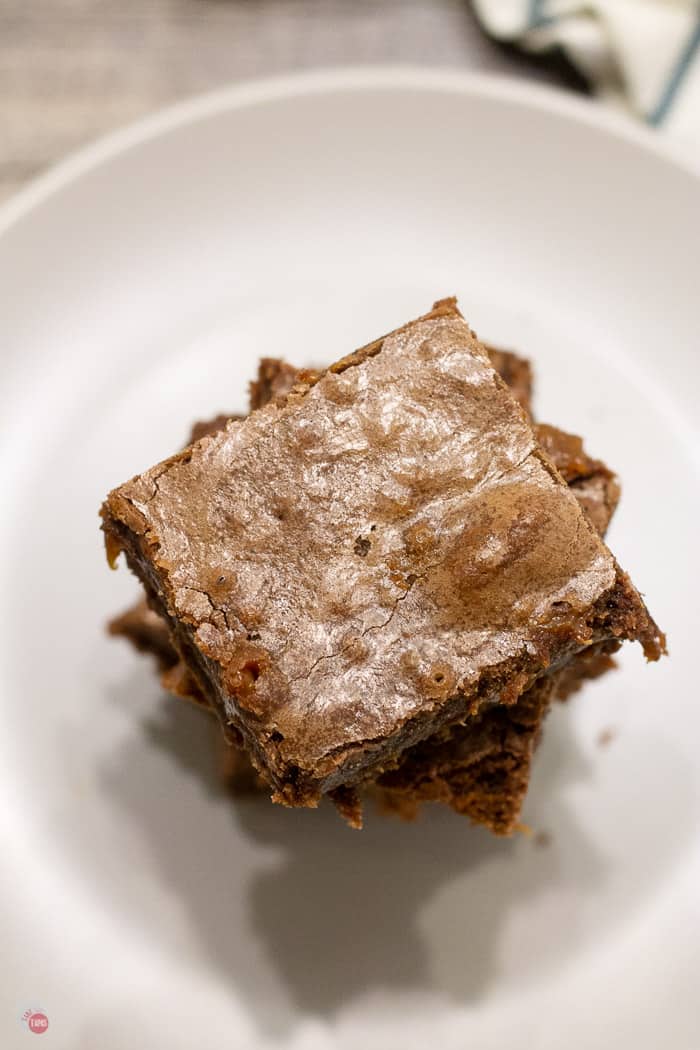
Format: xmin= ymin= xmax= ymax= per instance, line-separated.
xmin=353 ymin=536 xmax=371 ymax=557
xmin=534 ymin=830 xmax=552 ymax=849
xmin=330 ymin=785 xmax=363 ymax=829
xmin=597 ymin=727 xmax=617 ymax=748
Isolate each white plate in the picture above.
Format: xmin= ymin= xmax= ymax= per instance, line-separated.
xmin=1 ymin=68 xmax=698 ymax=1050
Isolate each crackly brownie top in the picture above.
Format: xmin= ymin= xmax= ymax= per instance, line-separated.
xmin=104 ymin=304 xmax=618 ymax=783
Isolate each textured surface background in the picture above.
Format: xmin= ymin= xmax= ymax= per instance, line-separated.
xmin=0 ymin=0 xmax=583 ymax=203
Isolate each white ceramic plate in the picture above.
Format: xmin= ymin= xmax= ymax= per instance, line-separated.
xmin=1 ymin=68 xmax=698 ymax=1050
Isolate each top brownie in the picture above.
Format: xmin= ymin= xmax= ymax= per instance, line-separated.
xmin=102 ymin=299 xmax=662 ymax=804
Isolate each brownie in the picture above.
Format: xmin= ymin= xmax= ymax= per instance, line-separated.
xmin=109 ymin=390 xmax=622 ymax=831
xmin=102 ymin=298 xmax=663 ymax=809
xmin=190 ymin=413 xmax=240 ymax=444
xmin=111 ymin=355 xmax=618 ymax=688
xmin=107 ymin=350 xmax=645 ymax=832
xmin=111 ymin=352 xmax=600 ymax=831
xmin=483 ymin=344 xmax=533 ymax=415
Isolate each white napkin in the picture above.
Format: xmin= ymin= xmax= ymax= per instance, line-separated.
xmin=473 ymin=0 xmax=700 ymax=160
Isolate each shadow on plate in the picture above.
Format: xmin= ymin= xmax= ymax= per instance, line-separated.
xmin=99 ymin=665 xmax=612 ymax=1035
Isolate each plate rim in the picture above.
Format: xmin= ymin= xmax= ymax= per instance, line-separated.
xmin=1 ymin=64 xmax=698 ymax=241
xmin=1 ymin=63 xmax=699 ymax=1047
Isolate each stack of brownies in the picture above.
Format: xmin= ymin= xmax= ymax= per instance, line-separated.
xmin=102 ymin=299 xmax=664 ymax=833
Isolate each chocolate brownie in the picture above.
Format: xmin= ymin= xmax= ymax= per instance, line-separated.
xmin=103 ymin=299 xmax=663 ymax=810
xmin=249 ymin=358 xmax=303 ymax=412
xmin=111 ymin=354 xmax=618 ymax=691
xmin=110 ymin=357 xmax=622 ymax=831
xmin=109 ymin=599 xmax=177 ymax=670
xmin=483 ymin=344 xmax=533 ymax=415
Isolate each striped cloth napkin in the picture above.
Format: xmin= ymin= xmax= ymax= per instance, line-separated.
xmin=473 ymin=0 xmax=700 ymax=159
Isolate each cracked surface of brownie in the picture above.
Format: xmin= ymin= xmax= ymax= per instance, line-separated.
xmin=110 ymin=351 xmax=625 ymax=829
xmin=103 ymin=300 xmax=663 ymax=810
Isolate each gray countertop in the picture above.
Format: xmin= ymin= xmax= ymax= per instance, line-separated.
xmin=0 ymin=0 xmax=582 ymax=203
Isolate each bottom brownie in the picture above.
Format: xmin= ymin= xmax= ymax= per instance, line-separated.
xmin=109 ymin=348 xmax=628 ymax=834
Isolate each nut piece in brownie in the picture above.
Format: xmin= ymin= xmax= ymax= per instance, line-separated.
xmin=102 ymin=298 xmax=664 ymax=808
